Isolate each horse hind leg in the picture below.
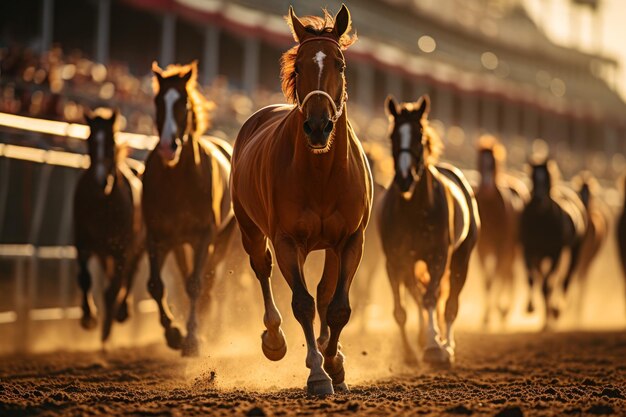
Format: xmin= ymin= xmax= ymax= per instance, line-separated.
xmin=76 ymin=249 xmax=97 ymax=330
xmin=443 ymin=249 xmax=472 ymax=363
xmin=421 ymin=256 xmax=450 ymax=367
xmin=102 ymin=254 xmax=127 ymax=343
xmin=116 ymin=241 xmax=144 ymax=323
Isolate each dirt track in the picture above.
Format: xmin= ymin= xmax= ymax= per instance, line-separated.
xmin=0 ymin=331 xmax=624 ymax=416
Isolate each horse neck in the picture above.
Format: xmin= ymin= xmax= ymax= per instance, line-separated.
xmin=290 ymin=109 xmax=349 ymax=172
xmin=412 ymin=164 xmax=435 ymax=208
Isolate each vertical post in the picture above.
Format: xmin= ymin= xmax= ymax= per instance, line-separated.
xmin=435 ymin=87 xmax=453 ymax=127
xmin=160 ymin=13 xmax=176 ymax=66
xmin=356 ymin=64 xmax=374 ymax=115
xmin=242 ymin=37 xmax=260 ymax=94
xmin=0 ymin=158 xmax=10 ymax=240
xmin=95 ymin=0 xmax=111 ymax=64
xmin=385 ymin=72 xmax=402 ymax=102
xmin=461 ymin=93 xmax=479 ymax=144
xmin=202 ymin=26 xmax=220 ymax=86
xmin=57 ymin=169 xmax=77 ymax=316
xmin=41 ymin=0 xmax=54 ymax=54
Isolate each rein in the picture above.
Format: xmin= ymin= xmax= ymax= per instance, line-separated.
xmin=294 ymin=36 xmax=346 ymax=123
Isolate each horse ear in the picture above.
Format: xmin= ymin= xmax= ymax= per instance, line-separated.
xmin=333 ymin=4 xmax=351 ymax=38
xmin=152 ymin=61 xmax=164 ymax=82
xmin=181 ymin=60 xmax=197 ymax=83
xmin=288 ymin=6 xmax=308 ymax=43
xmin=385 ymin=95 xmax=399 ymax=118
xmin=417 ymin=95 xmax=430 ymax=118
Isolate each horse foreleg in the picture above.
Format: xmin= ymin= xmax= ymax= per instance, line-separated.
xmin=76 ymin=249 xmax=97 ymax=330
xmin=525 ymin=255 xmax=536 ymax=314
xmin=116 ymin=241 xmax=144 ymax=323
xmin=275 ymin=238 xmax=332 ymax=396
xmin=421 ymin=256 xmax=449 ymax=366
xmin=102 ymin=253 xmax=126 ymax=343
xmin=388 ymin=259 xmax=418 ymax=365
xmin=182 ymin=231 xmax=213 ymax=357
xmin=147 ymin=239 xmax=182 ymax=350
xmin=323 ymin=231 xmax=364 ymax=391
xmin=443 ymin=250 xmax=471 ymax=362
xmin=316 ymin=250 xmax=339 ymax=351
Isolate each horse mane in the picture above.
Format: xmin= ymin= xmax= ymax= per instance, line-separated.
xmin=152 ymin=62 xmax=215 ymax=136
xmin=572 ymin=170 xmax=600 ymax=194
xmin=281 ymin=9 xmax=357 ymax=104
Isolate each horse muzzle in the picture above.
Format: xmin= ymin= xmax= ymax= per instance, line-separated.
xmin=303 ymin=116 xmax=333 ymax=150
xmin=157 ymin=138 xmax=179 ymax=162
xmin=394 ymin=173 xmax=414 ymax=194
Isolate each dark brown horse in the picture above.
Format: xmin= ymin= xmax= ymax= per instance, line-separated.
xmin=520 ymin=159 xmax=586 ymax=329
xmin=475 ymin=136 xmax=529 ymax=328
xmin=143 ymin=61 xmax=235 ymax=356
xmin=379 ymin=96 xmax=480 ymax=366
xmin=231 ymin=6 xmax=372 ymax=395
xmin=570 ymin=172 xmax=608 ymax=317
xmin=73 ymin=108 xmax=144 ymax=343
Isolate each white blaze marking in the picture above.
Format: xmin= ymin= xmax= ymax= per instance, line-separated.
xmin=94 ymin=130 xmax=106 ymax=183
xmin=161 ymin=88 xmax=180 ymax=147
xmin=398 ymin=123 xmax=412 ymax=178
xmin=313 ymin=51 xmax=326 ymax=88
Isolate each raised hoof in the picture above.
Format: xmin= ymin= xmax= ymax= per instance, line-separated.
xmin=333 ymin=382 xmax=349 ymax=393
xmin=422 ymin=346 xmax=451 ymax=368
xmin=261 ymin=329 xmax=287 ymax=361
xmin=182 ymin=336 xmax=200 ymax=357
xmin=115 ymin=301 xmax=130 ymax=323
xmin=307 ymin=376 xmax=334 ymax=396
xmin=80 ymin=314 xmax=98 ymax=330
xmin=165 ymin=327 xmax=184 ymax=350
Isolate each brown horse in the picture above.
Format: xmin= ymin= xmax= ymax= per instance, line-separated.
xmin=570 ymin=171 xmax=608 ymax=318
xmin=520 ymin=158 xmax=586 ymax=329
xmin=143 ymin=61 xmax=235 ymax=356
xmin=231 ymin=5 xmax=372 ymax=395
xmin=379 ymin=96 xmax=480 ymax=366
xmin=73 ymin=108 xmax=144 ymax=343
xmin=475 ymin=136 xmax=529 ymax=328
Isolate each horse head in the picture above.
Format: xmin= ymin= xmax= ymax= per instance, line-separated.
xmin=85 ymin=108 xmax=119 ymax=189
xmin=386 ymin=95 xmax=438 ymax=197
xmin=284 ymin=5 xmax=354 ymax=153
xmin=152 ymin=61 xmax=196 ymax=164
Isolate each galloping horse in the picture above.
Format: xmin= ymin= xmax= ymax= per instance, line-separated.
xmin=569 ymin=172 xmax=607 ymax=318
xmin=143 ymin=61 xmax=235 ymax=356
xmin=379 ymin=96 xmax=480 ymax=366
xmin=73 ymin=108 xmax=144 ymax=343
xmin=231 ymin=5 xmax=372 ymax=395
xmin=520 ymin=158 xmax=586 ymax=329
xmin=475 ymin=136 xmax=529 ymax=328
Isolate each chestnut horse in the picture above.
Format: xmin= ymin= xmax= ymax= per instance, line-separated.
xmin=73 ymin=108 xmax=144 ymax=343
xmin=143 ymin=61 xmax=235 ymax=356
xmin=379 ymin=96 xmax=480 ymax=366
xmin=570 ymin=172 xmax=607 ymax=317
xmin=520 ymin=159 xmax=586 ymax=329
xmin=231 ymin=6 xmax=372 ymax=395
xmin=475 ymin=136 xmax=529 ymax=328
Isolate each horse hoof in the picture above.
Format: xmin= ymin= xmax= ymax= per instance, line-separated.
xmin=165 ymin=327 xmax=183 ymax=350
xmin=182 ymin=337 xmax=200 ymax=357
xmin=334 ymin=382 xmax=349 ymax=393
xmin=307 ymin=375 xmax=334 ymax=396
xmin=423 ymin=346 xmax=451 ymax=368
xmin=80 ymin=315 xmax=97 ymax=330
xmin=526 ymin=302 xmax=535 ymax=314
xmin=115 ymin=302 xmax=130 ymax=323
xmin=261 ymin=329 xmax=287 ymax=361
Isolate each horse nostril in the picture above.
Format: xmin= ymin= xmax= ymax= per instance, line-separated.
xmin=303 ymin=121 xmax=313 ymax=136
xmin=170 ymin=139 xmax=177 ymax=151
xmin=323 ymin=120 xmax=333 ymax=138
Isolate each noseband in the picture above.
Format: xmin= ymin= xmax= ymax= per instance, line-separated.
xmin=295 ymin=36 xmax=346 ymax=123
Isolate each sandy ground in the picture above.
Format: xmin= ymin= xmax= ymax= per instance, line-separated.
xmin=0 ymin=331 xmax=624 ymax=417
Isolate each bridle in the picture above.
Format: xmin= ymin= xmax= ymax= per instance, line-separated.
xmin=294 ymin=36 xmax=347 ymax=123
